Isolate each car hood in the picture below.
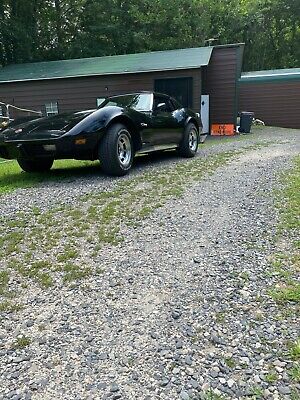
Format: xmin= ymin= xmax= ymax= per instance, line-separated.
xmin=1 ymin=110 xmax=96 ymax=141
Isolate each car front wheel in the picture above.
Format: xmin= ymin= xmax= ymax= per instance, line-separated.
xmin=99 ymin=123 xmax=134 ymax=176
xmin=178 ymin=123 xmax=199 ymax=158
xmin=17 ymin=158 xmax=54 ymax=172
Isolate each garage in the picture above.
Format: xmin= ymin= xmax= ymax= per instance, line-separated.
xmin=0 ymin=44 xmax=244 ymax=134
xmin=239 ymin=68 xmax=300 ymax=129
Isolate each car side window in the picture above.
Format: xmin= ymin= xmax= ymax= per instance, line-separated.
xmin=132 ymin=94 xmax=152 ymax=112
xmin=154 ymin=96 xmax=174 ymax=113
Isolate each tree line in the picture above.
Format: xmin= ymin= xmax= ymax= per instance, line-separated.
xmin=0 ymin=0 xmax=299 ymax=71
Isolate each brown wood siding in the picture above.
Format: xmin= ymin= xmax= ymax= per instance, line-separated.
xmin=239 ymin=80 xmax=300 ymax=129
xmin=0 ymin=68 xmax=201 ymax=118
xmin=202 ymin=47 xmax=240 ymax=126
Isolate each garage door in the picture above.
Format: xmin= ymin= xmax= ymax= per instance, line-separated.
xmin=154 ymin=77 xmax=193 ymax=108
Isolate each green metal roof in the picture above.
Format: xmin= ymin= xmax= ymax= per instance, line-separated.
xmin=240 ymin=68 xmax=300 ymax=83
xmin=0 ymin=46 xmax=213 ymax=83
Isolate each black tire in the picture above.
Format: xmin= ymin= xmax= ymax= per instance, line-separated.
xmin=17 ymin=158 xmax=54 ymax=173
xmin=99 ymin=123 xmax=134 ymax=176
xmin=178 ymin=123 xmax=199 ymax=158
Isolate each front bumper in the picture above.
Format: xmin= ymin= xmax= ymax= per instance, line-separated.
xmin=0 ymin=131 xmax=101 ymax=160
xmin=0 ymin=138 xmax=68 ymax=160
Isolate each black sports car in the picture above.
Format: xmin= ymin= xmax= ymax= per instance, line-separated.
xmin=0 ymin=92 xmax=203 ymax=176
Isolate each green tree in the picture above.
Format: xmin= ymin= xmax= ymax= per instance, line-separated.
xmin=238 ymin=0 xmax=300 ymax=70
xmin=76 ymin=0 xmax=210 ymax=57
xmin=36 ymin=0 xmax=86 ymax=60
xmin=0 ymin=0 xmax=299 ymax=70
xmin=0 ymin=0 xmax=41 ymax=64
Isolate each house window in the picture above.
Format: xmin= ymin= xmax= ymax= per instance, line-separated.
xmin=45 ymin=101 xmax=59 ymax=116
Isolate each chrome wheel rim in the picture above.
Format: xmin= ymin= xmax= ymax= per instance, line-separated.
xmin=117 ymin=132 xmax=132 ymax=167
xmin=189 ymin=129 xmax=198 ymax=151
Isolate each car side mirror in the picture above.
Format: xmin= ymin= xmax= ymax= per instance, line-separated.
xmin=154 ymin=102 xmax=166 ymax=113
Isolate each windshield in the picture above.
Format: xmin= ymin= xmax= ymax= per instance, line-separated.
xmin=99 ymin=94 xmax=152 ymax=112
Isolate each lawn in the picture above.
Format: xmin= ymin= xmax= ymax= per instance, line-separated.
xmin=0 ymin=158 xmax=100 ymax=195
xmin=0 ymin=133 xmax=254 ymax=195
xmin=0 ymin=126 xmax=284 ymax=196
xmin=270 ymin=155 xmax=300 ymax=303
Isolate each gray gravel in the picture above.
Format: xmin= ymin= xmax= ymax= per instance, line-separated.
xmin=0 ymin=127 xmax=292 ymax=217
xmin=0 ymin=127 xmax=300 ymax=399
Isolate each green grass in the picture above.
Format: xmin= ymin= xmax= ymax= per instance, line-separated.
xmin=15 ymin=335 xmax=31 ymax=348
xmin=37 ymin=272 xmax=54 ymax=288
xmin=249 ymin=386 xmax=264 ymax=399
xmin=57 ymin=248 xmax=79 ymax=262
xmin=0 ymin=270 xmax=9 ymax=295
xmin=258 ymin=156 xmax=300 ymax=389
xmin=0 ymin=159 xmax=100 ymax=195
xmin=289 ymin=339 xmax=300 ymax=360
xmin=62 ymin=263 xmax=92 ymax=282
xmin=266 ymin=156 xmax=300 ymax=390
xmin=269 ymin=156 xmax=300 ymax=308
xmin=265 ymin=370 xmax=278 ymax=383
xmin=0 ymin=133 xmax=271 ymax=196
xmin=215 ymin=311 xmax=226 ymax=323
xmin=0 ymin=300 xmax=23 ymax=313
xmin=198 ymin=391 xmax=226 ymax=400
xmin=16 ymin=260 xmax=54 ymax=288
xmin=289 ymin=364 xmax=300 ymax=382
xmin=224 ymin=357 xmax=236 ymax=368
xmin=270 ymin=283 xmax=300 ymax=303
xmin=0 ymin=141 xmax=276 ymax=305
xmin=0 ymin=149 xmax=245 ymax=296
xmin=291 ymin=389 xmax=300 ymax=400
xmin=0 ymin=230 xmax=23 ymax=255
xmin=17 ymin=260 xmax=51 ymax=277
xmin=278 ymin=156 xmax=300 ymax=232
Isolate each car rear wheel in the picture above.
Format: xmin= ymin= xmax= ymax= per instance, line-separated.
xmin=99 ymin=123 xmax=134 ymax=176
xmin=178 ymin=123 xmax=199 ymax=158
xmin=17 ymin=158 xmax=54 ymax=173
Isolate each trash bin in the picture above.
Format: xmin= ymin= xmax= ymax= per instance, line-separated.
xmin=239 ymin=111 xmax=254 ymax=133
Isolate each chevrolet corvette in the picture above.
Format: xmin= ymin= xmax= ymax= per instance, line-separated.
xmin=0 ymin=92 xmax=203 ymax=176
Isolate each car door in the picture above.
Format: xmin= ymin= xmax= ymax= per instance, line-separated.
xmin=122 ymin=93 xmax=154 ymax=148
xmin=150 ymin=95 xmax=182 ymax=146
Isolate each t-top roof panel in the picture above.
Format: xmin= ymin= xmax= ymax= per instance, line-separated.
xmin=0 ymin=46 xmax=214 ymax=83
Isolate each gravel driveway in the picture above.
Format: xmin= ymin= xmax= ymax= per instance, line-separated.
xmin=0 ymin=127 xmax=299 ymax=400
